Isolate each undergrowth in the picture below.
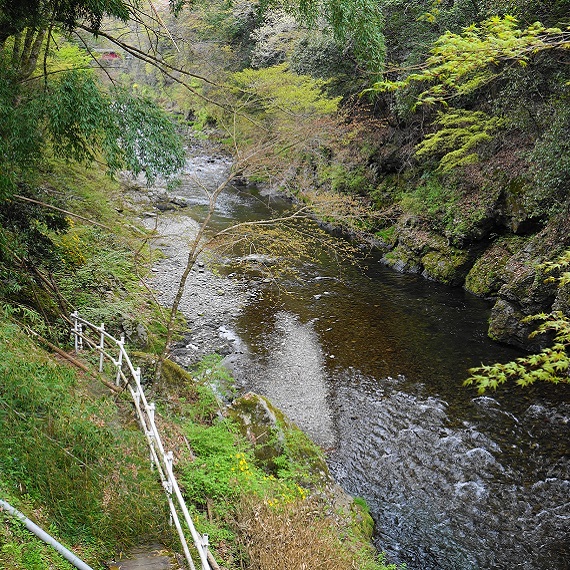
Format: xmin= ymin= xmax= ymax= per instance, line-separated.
xmin=0 ymin=320 xmax=171 ymax=568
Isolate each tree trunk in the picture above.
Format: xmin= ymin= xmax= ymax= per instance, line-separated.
xmin=156 ymin=173 xmax=236 ymax=378
xmin=11 ymin=31 xmax=22 ymax=70
xmin=20 ymin=27 xmax=34 ymax=68
xmin=19 ymin=28 xmax=46 ymax=80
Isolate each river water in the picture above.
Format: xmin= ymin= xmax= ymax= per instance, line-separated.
xmin=173 ymin=154 xmax=570 ymax=570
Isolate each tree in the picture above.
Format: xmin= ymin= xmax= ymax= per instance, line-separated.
xmin=371 ymin=16 xmax=570 ymax=108
xmin=156 ymin=62 xmax=352 ymax=372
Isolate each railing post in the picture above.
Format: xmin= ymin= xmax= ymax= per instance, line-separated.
xmin=72 ymin=311 xmax=83 ymax=352
xmin=165 ymin=450 xmax=173 ymax=474
xmin=148 ymin=401 xmax=156 ymax=469
xmin=99 ymin=323 xmax=105 ymax=372
xmin=72 ymin=311 xmax=78 ymax=352
xmin=202 ymin=534 xmax=209 ymax=570
xmin=115 ymin=335 xmax=125 ymax=386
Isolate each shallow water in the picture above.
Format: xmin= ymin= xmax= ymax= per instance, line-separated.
xmin=175 ymin=155 xmax=570 ymax=569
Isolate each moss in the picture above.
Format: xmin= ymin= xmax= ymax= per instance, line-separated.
xmin=382 ymin=246 xmax=422 ymax=273
xmin=228 ymin=392 xmax=330 ymax=484
xmin=375 ymin=225 xmax=398 ymax=247
xmin=161 ymin=357 xmax=194 ymax=384
xmin=464 ymin=237 xmax=526 ymax=297
xmin=421 ymin=247 xmax=471 ymax=285
xmin=351 ymin=497 xmax=375 ymax=540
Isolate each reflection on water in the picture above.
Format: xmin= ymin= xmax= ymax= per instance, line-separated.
xmin=226 ymin=310 xmax=336 ymax=447
xmin=175 ymin=160 xmax=570 ymax=570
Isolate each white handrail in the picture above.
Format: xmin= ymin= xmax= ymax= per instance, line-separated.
xmin=70 ymin=311 xmax=212 ymax=570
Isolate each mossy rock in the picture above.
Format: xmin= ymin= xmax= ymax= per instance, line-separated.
xmin=553 ymin=282 xmax=570 ymax=316
xmin=464 ymin=237 xmax=525 ymax=297
xmin=382 ymin=246 xmax=422 ymax=274
xmin=160 ymin=357 xmax=194 ymax=385
xmin=488 ymin=299 xmax=547 ymax=351
xmin=130 ymin=354 xmax=195 ymax=392
xmin=227 ymin=392 xmax=286 ymax=471
xmin=228 ymin=392 xmax=330 ymax=483
xmin=350 ymin=496 xmax=375 ymax=540
xmin=421 ymin=248 xmax=471 ymax=286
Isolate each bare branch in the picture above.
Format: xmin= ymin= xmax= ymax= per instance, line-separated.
xmin=13 ymin=195 xmax=113 ymax=230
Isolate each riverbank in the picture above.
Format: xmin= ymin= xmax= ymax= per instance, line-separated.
xmin=0 ymin=153 xmax=397 ymax=570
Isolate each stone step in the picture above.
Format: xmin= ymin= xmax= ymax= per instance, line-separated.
xmin=107 ymin=545 xmax=181 ymax=570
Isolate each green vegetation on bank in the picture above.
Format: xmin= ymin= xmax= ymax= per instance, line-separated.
xmin=0 ymin=156 xmax=396 ymax=568
xmin=0 ymin=319 xmax=169 ymax=567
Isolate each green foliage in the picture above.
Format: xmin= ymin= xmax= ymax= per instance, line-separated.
xmin=0 ymin=0 xmax=130 ymax=42
xmin=46 ymin=69 xmax=111 ymax=165
xmin=399 ymin=176 xmax=458 ymax=221
xmin=275 ymin=0 xmax=386 ymax=74
xmin=324 ymin=163 xmax=371 ymax=195
xmin=0 ymin=69 xmax=43 ymax=197
xmin=466 ymin=250 xmax=570 ymax=392
xmin=230 ymin=63 xmax=340 ymax=120
xmin=0 ymin=320 xmax=168 ymax=559
xmin=212 ymin=63 xmax=341 ymax=187
xmin=375 ymin=225 xmax=397 ymax=245
xmin=1 ymin=39 xmax=185 ymax=197
xmin=372 ymin=16 xmax=570 ymax=107
xmin=0 ymin=187 xmax=72 ymax=332
xmin=290 ymin=31 xmax=361 ymax=93
xmin=105 ymin=89 xmax=186 ymax=183
xmin=415 ymin=109 xmax=504 ymax=172
xmin=0 ymin=490 xmax=76 ymax=570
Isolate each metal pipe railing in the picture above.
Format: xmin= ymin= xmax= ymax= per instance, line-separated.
xmin=70 ymin=311 xmax=212 ymax=570
xmin=0 ymin=500 xmax=94 ymax=570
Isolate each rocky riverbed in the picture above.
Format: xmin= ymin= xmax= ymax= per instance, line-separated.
xmin=120 ymin=150 xmax=251 ymax=369
xmin=140 ymin=209 xmax=252 ymax=369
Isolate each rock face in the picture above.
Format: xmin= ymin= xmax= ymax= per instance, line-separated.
xmin=380 ymin=209 xmax=570 ymax=350
xmin=485 ymin=213 xmax=570 ymax=350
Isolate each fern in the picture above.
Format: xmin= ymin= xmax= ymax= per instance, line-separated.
xmin=371 ymin=16 xmax=570 ymax=106
xmin=415 ymin=109 xmax=504 ymax=172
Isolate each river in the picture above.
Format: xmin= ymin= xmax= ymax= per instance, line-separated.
xmin=169 ymin=153 xmax=570 ymax=570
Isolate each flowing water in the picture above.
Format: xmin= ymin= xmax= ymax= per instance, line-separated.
xmin=174 ymin=155 xmax=570 ymax=569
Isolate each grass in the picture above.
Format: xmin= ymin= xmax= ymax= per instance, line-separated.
xmin=0 ymin=318 xmax=171 ymax=568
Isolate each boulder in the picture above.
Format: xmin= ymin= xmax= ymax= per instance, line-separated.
xmin=227 ymin=392 xmax=330 ymax=483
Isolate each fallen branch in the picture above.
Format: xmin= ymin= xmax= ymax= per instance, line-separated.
xmin=25 ymin=327 xmax=122 ymax=393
